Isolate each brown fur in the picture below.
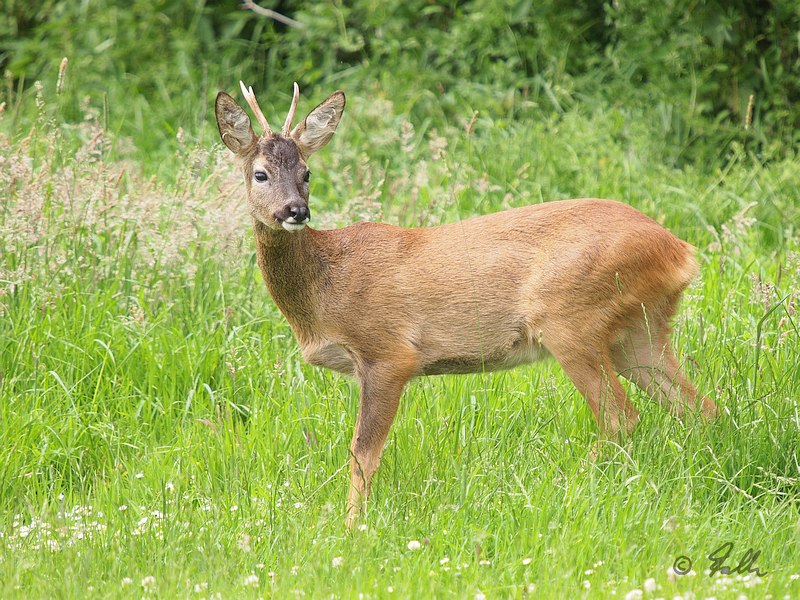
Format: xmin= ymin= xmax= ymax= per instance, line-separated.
xmin=216 ymin=87 xmax=717 ymax=528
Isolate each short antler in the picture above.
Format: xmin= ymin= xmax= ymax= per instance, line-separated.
xmin=239 ymin=81 xmax=271 ymax=135
xmin=282 ymin=82 xmax=300 ymax=137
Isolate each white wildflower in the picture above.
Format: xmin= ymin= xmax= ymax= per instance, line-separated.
xmin=141 ymin=575 xmax=156 ymax=593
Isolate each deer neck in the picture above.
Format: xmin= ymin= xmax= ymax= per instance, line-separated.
xmin=252 ymin=219 xmax=324 ymax=340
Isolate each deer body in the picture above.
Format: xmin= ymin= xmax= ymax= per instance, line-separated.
xmin=216 ymin=83 xmax=717 ymax=528
xmin=254 ymin=199 xmax=697 ymax=378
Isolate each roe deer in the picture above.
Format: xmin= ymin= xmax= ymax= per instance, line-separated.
xmin=215 ymin=82 xmax=717 ymax=527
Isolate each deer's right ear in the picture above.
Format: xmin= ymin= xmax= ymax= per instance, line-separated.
xmin=215 ymin=92 xmax=257 ymax=155
xmin=290 ymin=91 xmax=346 ymax=158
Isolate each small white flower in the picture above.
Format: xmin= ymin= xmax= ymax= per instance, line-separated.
xmin=479 ymin=560 xmax=491 ymax=566
xmin=522 ymin=558 xmax=532 ymax=565
xmin=407 ymin=540 xmax=421 ymax=551
xmin=121 ymin=577 xmax=132 ymax=587
xmin=440 ymin=557 xmax=450 ymax=565
xmin=743 ymin=576 xmax=762 ymax=588
xmin=230 ymin=505 xmax=238 ymax=513
xmin=583 ymin=580 xmax=591 ymax=589
xmin=141 ymin=575 xmax=156 ymax=593
xmin=644 ymin=578 xmax=656 ymax=593
xmin=332 ymin=556 xmax=344 ymax=567
xmin=662 ymin=516 xmax=679 ymax=532
xmin=243 ymin=574 xmax=259 ymax=588
xmin=388 ymin=586 xmax=394 ymax=593
xmin=165 ymin=482 xmax=175 ymax=492
xmin=624 ymin=590 xmax=642 ymax=600
xmin=585 ymin=569 xmax=594 ymax=575
xmin=475 ymin=592 xmax=486 ymax=600
xmin=194 ymin=581 xmax=208 ymax=593
xmin=135 ymin=473 xmax=144 ymax=479
xmin=118 ymin=504 xmax=128 ymax=512
xmin=666 ymin=566 xmax=677 ymax=583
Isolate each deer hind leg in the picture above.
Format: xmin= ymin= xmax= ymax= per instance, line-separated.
xmin=545 ymin=333 xmax=640 ymax=439
xmin=345 ymin=351 xmax=418 ymax=529
xmin=610 ymin=304 xmax=717 ymax=420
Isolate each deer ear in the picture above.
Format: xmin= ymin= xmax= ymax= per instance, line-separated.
xmin=215 ymin=92 xmax=257 ymax=155
xmin=290 ymin=91 xmax=345 ymax=158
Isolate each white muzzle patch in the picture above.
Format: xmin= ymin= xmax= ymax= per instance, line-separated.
xmin=281 ymin=221 xmax=307 ymax=232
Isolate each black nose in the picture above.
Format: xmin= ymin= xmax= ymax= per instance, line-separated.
xmin=289 ymin=205 xmax=310 ymax=222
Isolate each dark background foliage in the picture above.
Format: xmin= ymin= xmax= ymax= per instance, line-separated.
xmin=1 ymin=0 xmax=798 ymax=164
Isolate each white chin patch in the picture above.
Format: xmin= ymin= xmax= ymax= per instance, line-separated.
xmin=281 ymin=221 xmax=307 ymax=232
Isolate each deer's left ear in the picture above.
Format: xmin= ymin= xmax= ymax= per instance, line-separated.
xmin=215 ymin=92 xmax=257 ymax=155
xmin=290 ymin=91 xmax=346 ymax=158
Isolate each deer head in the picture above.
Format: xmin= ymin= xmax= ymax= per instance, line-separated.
xmin=215 ymin=82 xmax=346 ymax=231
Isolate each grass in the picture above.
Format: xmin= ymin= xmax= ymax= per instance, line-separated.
xmin=0 ymin=78 xmax=799 ymax=599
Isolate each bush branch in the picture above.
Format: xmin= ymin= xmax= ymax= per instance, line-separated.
xmin=241 ymin=0 xmax=305 ymax=29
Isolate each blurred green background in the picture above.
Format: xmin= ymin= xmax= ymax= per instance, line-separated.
xmin=2 ymin=0 xmax=798 ymax=167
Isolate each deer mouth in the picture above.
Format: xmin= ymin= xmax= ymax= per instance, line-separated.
xmin=279 ymin=214 xmax=309 ymax=232
xmin=281 ymin=221 xmax=307 ymax=232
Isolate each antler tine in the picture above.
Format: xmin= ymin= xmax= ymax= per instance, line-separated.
xmin=282 ymin=82 xmax=300 ymax=137
xmin=239 ymin=80 xmax=271 ymax=135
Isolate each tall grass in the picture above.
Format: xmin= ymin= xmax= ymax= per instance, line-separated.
xmin=0 ymin=72 xmax=798 ymax=598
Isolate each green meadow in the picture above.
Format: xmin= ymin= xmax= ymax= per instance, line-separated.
xmin=1 ymin=2 xmax=799 ymax=598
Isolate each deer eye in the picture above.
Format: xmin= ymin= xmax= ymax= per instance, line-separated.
xmin=303 ymin=170 xmax=311 ymax=183
xmin=254 ymin=171 xmax=268 ymax=182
